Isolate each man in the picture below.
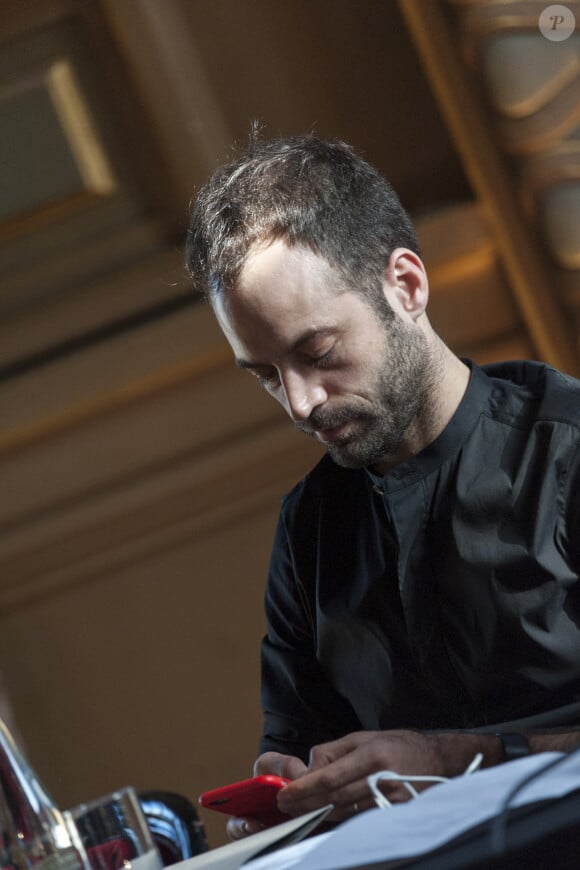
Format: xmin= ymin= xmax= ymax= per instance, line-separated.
xmin=186 ymin=133 xmax=580 ymax=834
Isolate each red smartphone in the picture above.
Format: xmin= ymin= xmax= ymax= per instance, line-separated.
xmin=198 ymin=774 xmax=291 ymax=825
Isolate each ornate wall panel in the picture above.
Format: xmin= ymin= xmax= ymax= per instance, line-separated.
xmin=0 ymin=0 xmax=197 ymax=374
xmin=401 ymin=0 xmax=580 ymax=375
xmin=449 ymin=1 xmax=580 ymax=289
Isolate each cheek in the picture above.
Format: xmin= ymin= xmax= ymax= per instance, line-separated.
xmin=323 ymin=373 xmax=362 ymax=402
xmin=329 ymin=360 xmax=371 ymax=389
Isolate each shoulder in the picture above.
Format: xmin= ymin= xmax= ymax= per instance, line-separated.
xmin=479 ymin=361 xmax=580 ymax=518
xmin=480 ymin=360 xmax=580 ymax=429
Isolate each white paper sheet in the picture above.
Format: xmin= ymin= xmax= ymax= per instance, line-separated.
xmin=168 ymin=805 xmax=331 ymax=870
xmin=242 ymin=833 xmax=330 ymax=870
xmin=244 ymin=751 xmax=580 ymax=870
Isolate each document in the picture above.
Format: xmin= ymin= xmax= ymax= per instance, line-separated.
xmin=244 ymin=751 xmax=580 ymax=870
xmin=169 ymin=805 xmax=332 ymax=870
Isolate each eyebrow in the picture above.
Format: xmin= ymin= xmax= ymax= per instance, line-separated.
xmin=235 ymin=327 xmax=334 ymax=370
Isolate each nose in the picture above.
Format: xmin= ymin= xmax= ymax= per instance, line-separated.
xmin=281 ymin=369 xmax=328 ymax=422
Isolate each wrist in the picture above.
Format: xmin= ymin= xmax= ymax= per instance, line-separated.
xmin=527 ymin=731 xmax=580 ymax=754
xmin=433 ymin=731 xmax=503 ymax=776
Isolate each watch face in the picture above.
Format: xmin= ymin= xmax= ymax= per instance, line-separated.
xmin=496 ymin=732 xmax=530 ymax=761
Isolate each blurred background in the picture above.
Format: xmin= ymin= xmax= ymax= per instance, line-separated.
xmin=1 ymin=0 xmax=579 ymax=849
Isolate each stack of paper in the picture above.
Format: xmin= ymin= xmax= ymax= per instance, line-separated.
xmin=245 ymin=751 xmax=580 ymax=869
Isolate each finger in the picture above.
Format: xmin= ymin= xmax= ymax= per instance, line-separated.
xmin=278 ymin=740 xmax=393 ymax=814
xmin=278 ymin=772 xmax=414 ymax=818
xmin=279 ymin=780 xmax=367 ymax=816
xmin=307 ymin=732 xmax=374 ymax=771
xmin=307 ymin=730 xmax=419 ymax=792
xmin=291 ymin=743 xmax=378 ymax=800
xmin=280 ymin=732 xmax=441 ymax=816
xmin=226 ymin=817 xmax=265 ymax=841
xmin=254 ymin=752 xmax=309 ymax=780
xmin=328 ymin=795 xmax=377 ymax=822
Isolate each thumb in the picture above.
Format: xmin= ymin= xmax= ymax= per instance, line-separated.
xmin=254 ymin=752 xmax=308 ymax=780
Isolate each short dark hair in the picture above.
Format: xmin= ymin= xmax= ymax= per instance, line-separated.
xmin=185 ymin=132 xmax=420 ymax=304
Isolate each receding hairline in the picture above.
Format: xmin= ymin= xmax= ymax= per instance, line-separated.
xmin=187 ymin=131 xmax=421 ymax=306
xmin=208 ymin=232 xmax=393 ymax=304
xmin=206 ymin=233 xmax=330 ymax=300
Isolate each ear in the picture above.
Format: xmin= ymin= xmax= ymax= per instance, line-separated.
xmin=383 ymin=248 xmax=429 ymax=320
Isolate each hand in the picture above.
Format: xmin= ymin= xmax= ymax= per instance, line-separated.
xmin=276 ymin=729 xmax=493 ymax=821
xmin=226 ymin=751 xmax=309 ymax=840
xmin=226 ymin=816 xmax=265 ymax=841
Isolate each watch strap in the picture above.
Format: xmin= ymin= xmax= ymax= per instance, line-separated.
xmin=495 ymin=732 xmax=530 ymax=762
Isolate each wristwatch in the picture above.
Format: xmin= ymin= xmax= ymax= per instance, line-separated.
xmin=495 ymin=732 xmax=531 ymax=762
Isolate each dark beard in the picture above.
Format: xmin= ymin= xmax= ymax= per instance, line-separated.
xmin=296 ymin=315 xmax=436 ymax=469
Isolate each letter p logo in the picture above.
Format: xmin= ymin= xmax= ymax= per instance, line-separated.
xmin=539 ymin=5 xmax=576 ymax=40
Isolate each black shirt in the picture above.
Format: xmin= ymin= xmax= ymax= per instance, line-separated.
xmin=260 ymin=361 xmax=580 ymax=762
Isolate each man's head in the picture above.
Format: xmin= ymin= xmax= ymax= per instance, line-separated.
xmin=186 ymin=133 xmax=448 ymax=471
xmin=186 ymin=132 xmax=420 ymax=306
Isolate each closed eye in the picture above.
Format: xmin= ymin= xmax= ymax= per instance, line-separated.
xmin=310 ymin=348 xmax=334 ymax=368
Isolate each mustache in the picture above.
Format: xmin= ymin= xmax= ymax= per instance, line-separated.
xmin=296 ymin=405 xmax=368 ymax=434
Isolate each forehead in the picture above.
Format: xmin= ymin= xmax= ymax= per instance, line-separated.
xmin=213 ymin=240 xmax=347 ymax=353
xmin=240 ymin=239 xmax=341 ymax=313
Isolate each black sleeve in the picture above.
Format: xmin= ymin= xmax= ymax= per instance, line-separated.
xmin=565 ymin=438 xmax=580 ymax=573
xmin=259 ymin=509 xmax=361 ymax=763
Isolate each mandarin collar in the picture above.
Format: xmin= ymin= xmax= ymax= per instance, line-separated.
xmin=365 ymin=360 xmax=492 ymax=494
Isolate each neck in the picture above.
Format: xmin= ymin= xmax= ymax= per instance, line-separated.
xmin=372 ymin=343 xmax=470 ymax=475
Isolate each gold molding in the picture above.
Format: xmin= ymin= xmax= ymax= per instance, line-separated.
xmin=46 ymin=59 xmax=115 ymax=195
xmin=0 ymin=59 xmax=116 ymax=241
xmin=399 ymin=0 xmax=579 ymax=375
xmin=0 ymin=191 xmax=96 ymax=242
xmin=100 ymin=0 xmax=232 ymax=197
xmin=0 ymin=344 xmax=232 ymax=458
xmin=427 ymin=244 xmax=496 ymax=289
